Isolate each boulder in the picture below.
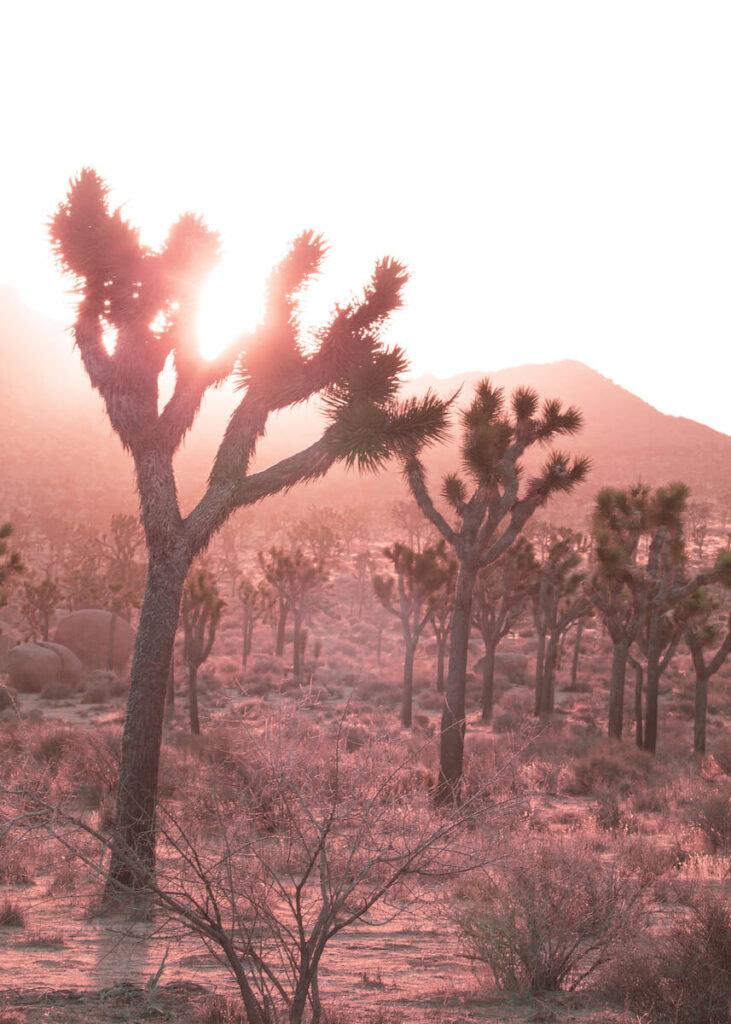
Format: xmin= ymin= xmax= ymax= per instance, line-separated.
xmin=54 ymin=609 xmax=135 ymax=671
xmin=6 ymin=641 xmax=83 ymax=694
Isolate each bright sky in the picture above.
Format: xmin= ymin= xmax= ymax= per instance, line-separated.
xmin=2 ymin=1 xmax=730 ymax=433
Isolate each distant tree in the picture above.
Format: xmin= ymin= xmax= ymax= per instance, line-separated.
xmin=351 ymin=548 xmax=374 ymax=618
xmin=51 ymin=169 xmax=449 ymax=892
xmin=290 ymin=507 xmax=343 ymax=570
xmin=373 ymin=542 xmax=449 ymax=727
xmin=403 ymin=381 xmax=589 ymax=799
xmin=390 ymin=499 xmax=430 ymax=553
xmin=20 ymin=576 xmax=62 ymax=641
xmin=181 ymin=566 xmax=225 ymax=735
xmin=259 ymin=547 xmax=293 ymax=658
xmin=238 ymin=574 xmax=271 ymax=670
xmin=99 ymin=513 xmax=146 ymax=670
xmin=472 ymin=537 xmax=537 ymax=721
xmin=531 ymin=532 xmax=590 ymax=718
xmin=686 ymin=501 xmax=713 ymax=564
xmin=586 ymin=484 xmax=650 ymax=740
xmin=0 ymin=523 xmax=23 ymax=616
xmin=683 ymin=592 xmax=731 ymax=755
xmin=62 ymin=524 xmax=105 ymax=611
xmin=628 ymin=484 xmax=730 ymax=753
xmin=429 ymin=546 xmax=458 ymax=695
xmin=279 ymin=549 xmax=330 ymax=684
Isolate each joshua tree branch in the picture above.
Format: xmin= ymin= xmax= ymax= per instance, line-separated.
xmin=403 ymin=457 xmax=458 ymax=547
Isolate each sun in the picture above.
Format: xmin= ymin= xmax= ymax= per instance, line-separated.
xmin=196 ymin=260 xmax=268 ymax=362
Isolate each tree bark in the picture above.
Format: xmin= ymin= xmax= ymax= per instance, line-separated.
xmin=540 ymin=633 xmax=558 ymax=717
xmin=437 ymin=564 xmax=476 ymax=803
xmin=694 ymin=672 xmax=709 ymax=755
xmin=402 ymin=640 xmax=416 ymax=729
xmin=480 ymin=641 xmax=496 ymax=722
xmin=164 ymin=656 xmax=175 ymax=724
xmin=188 ymin=663 xmax=200 ymax=736
xmin=571 ymin=621 xmax=583 ymax=688
xmin=608 ymin=637 xmax=628 ymax=739
xmin=643 ymin=611 xmax=661 ymax=753
xmin=275 ymin=599 xmax=287 ymax=657
xmin=104 ymin=547 xmax=188 ymax=899
xmin=534 ymin=628 xmax=546 ymax=717
xmin=630 ymin=656 xmax=643 ymax=749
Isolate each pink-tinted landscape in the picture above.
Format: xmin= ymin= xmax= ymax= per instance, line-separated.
xmin=0 ymin=172 xmax=729 ymax=1024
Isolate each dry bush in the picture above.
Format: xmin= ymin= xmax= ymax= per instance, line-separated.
xmin=0 ymin=899 xmax=25 ymax=928
xmin=686 ymin=784 xmax=731 ymax=852
xmin=454 ymin=835 xmax=648 ymax=993
xmin=0 ymin=685 xmax=17 ymax=712
xmin=714 ymin=733 xmax=731 ymax=775
xmin=605 ymin=893 xmax=730 ymax=1024
xmin=200 ymin=994 xmax=247 ymax=1024
xmin=81 ymin=679 xmax=110 ymax=704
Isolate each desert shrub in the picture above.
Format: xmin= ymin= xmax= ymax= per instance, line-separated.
xmin=0 ymin=900 xmax=25 ymax=928
xmin=615 ymin=837 xmax=677 ymax=886
xmin=0 ymin=832 xmax=35 ymax=885
xmin=0 ymin=686 xmax=17 ymax=711
xmin=714 ymin=733 xmax=731 ymax=775
xmin=81 ymin=680 xmax=110 ymax=704
xmin=492 ymin=711 xmax=518 ymax=734
xmin=454 ymin=837 xmax=647 ymax=992
xmin=40 ymin=682 xmax=72 ymax=701
xmin=199 ymin=994 xmax=247 ymax=1024
xmin=687 ymin=785 xmax=731 ymax=852
xmin=606 ymin=894 xmax=730 ymax=1024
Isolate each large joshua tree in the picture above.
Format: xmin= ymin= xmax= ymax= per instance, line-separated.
xmin=50 ymin=170 xmax=449 ymax=894
xmin=403 ymin=381 xmax=589 ymax=800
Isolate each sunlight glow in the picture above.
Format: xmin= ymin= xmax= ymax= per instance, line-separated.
xmin=197 ymin=262 xmax=268 ymax=361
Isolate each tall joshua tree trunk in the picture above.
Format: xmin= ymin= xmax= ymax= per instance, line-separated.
xmin=439 ymin=564 xmax=477 ymax=798
xmin=607 ymin=636 xmax=628 ymax=739
xmin=106 ymin=544 xmax=188 ymax=894
xmin=402 ymin=638 xmax=416 ymax=729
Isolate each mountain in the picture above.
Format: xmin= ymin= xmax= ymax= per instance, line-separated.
xmin=1 ymin=289 xmax=728 ymax=527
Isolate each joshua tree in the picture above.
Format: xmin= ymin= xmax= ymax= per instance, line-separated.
xmin=280 ymin=549 xmax=330 ymax=684
xmin=20 ymin=576 xmax=62 ymax=641
xmin=181 ymin=566 xmax=225 ymax=735
xmin=472 ymin=536 xmax=537 ymax=721
xmin=403 ymin=380 xmax=589 ymax=799
xmin=686 ymin=501 xmax=713 ymax=564
xmin=624 ymin=484 xmax=730 ymax=753
xmin=373 ymin=542 xmax=450 ymax=727
xmin=429 ymin=546 xmax=458 ymax=694
xmin=351 ymin=548 xmax=374 ymax=618
xmin=289 ymin=507 xmax=343 ymax=570
xmin=0 ymin=523 xmax=23 ymax=614
xmin=50 ymin=169 xmax=449 ymax=893
xmin=99 ymin=513 xmax=146 ymax=670
xmin=585 ymin=484 xmax=650 ymax=739
xmin=62 ymin=524 xmax=106 ymax=611
xmin=683 ymin=595 xmax=731 ymax=755
xmin=259 ymin=547 xmax=293 ymax=658
xmin=238 ymin=574 xmax=271 ymax=670
xmin=531 ymin=532 xmax=590 ymax=718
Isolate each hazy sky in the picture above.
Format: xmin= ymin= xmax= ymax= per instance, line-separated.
xmin=2 ymin=1 xmax=730 ymax=433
